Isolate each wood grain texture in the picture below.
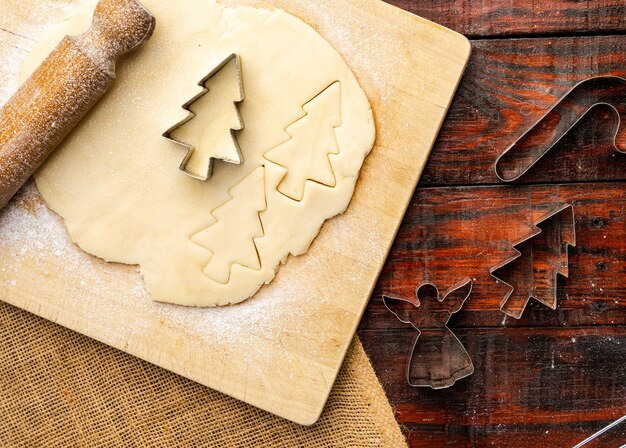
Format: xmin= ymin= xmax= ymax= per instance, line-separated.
xmin=0 ymin=0 xmax=84 ymax=41
xmin=384 ymin=0 xmax=626 ymax=37
xmin=361 ymin=3 xmax=626 ymax=447
xmin=419 ymin=36 xmax=626 ymax=186
xmin=0 ymin=0 xmax=470 ymax=425
xmin=362 ymin=183 xmax=626 ymax=330
xmin=361 ymin=326 xmax=626 ymax=447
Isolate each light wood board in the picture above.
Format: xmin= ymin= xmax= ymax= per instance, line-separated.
xmin=0 ymin=0 xmax=470 ymax=425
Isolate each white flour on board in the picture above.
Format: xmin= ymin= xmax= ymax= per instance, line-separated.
xmin=0 ymin=183 xmax=320 ymax=360
xmin=0 ymin=0 xmax=86 ymax=102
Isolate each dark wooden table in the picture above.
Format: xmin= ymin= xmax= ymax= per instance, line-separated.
xmin=359 ymin=2 xmax=626 ymax=446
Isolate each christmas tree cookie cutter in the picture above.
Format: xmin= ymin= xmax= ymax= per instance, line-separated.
xmin=163 ymin=53 xmax=244 ymax=181
xmin=383 ymin=279 xmax=474 ymax=389
xmin=491 ymin=204 xmax=576 ymax=319
xmin=495 ymin=75 xmax=626 ymax=182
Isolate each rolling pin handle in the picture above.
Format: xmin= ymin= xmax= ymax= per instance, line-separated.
xmin=73 ymin=0 xmax=156 ymax=76
xmin=0 ymin=0 xmax=155 ymax=210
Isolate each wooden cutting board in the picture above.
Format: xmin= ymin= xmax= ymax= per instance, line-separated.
xmin=0 ymin=0 xmax=469 ymax=425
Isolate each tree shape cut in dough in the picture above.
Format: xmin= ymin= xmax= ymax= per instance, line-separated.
xmin=191 ymin=166 xmax=266 ymax=284
xmin=165 ymin=54 xmax=244 ymax=181
xmin=264 ymin=82 xmax=342 ymax=201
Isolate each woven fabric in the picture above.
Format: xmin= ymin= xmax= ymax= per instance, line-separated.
xmin=0 ymin=302 xmax=406 ymax=447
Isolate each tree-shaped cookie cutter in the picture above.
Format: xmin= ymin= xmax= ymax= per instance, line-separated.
xmin=383 ymin=279 xmax=474 ymax=389
xmin=163 ymin=53 xmax=244 ymax=181
xmin=382 ymin=77 xmax=625 ymax=389
xmin=495 ymin=75 xmax=626 ymax=182
xmin=491 ymin=204 xmax=576 ymax=319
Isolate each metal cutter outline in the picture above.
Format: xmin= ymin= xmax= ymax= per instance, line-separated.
xmin=490 ymin=204 xmax=576 ymax=319
xmin=495 ymin=75 xmax=626 ymax=182
xmin=163 ymin=53 xmax=244 ymax=181
xmin=383 ymin=279 xmax=474 ymax=389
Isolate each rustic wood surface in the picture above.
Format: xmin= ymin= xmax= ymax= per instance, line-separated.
xmin=386 ymin=0 xmax=626 ymax=37
xmin=360 ymin=2 xmax=626 ymax=447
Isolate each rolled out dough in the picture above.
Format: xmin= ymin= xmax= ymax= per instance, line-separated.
xmin=23 ymin=0 xmax=375 ymax=306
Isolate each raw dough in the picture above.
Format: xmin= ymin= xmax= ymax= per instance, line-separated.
xmin=22 ymin=0 xmax=375 ymax=306
xmin=168 ymin=54 xmax=244 ymax=179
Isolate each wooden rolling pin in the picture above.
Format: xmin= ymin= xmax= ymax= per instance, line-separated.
xmin=0 ymin=0 xmax=156 ymax=209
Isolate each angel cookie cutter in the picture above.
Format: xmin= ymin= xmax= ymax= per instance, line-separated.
xmin=383 ymin=279 xmax=474 ymax=389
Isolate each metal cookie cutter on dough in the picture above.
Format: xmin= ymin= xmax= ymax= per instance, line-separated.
xmin=162 ymin=53 xmax=245 ymax=181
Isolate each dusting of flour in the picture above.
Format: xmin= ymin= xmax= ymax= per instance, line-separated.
xmin=0 ymin=1 xmax=84 ymax=102
xmin=0 ymin=183 xmax=313 ymax=360
xmin=0 ymin=0 xmax=314 ymax=354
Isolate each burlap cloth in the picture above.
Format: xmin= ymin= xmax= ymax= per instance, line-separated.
xmin=0 ymin=301 xmax=407 ymax=447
